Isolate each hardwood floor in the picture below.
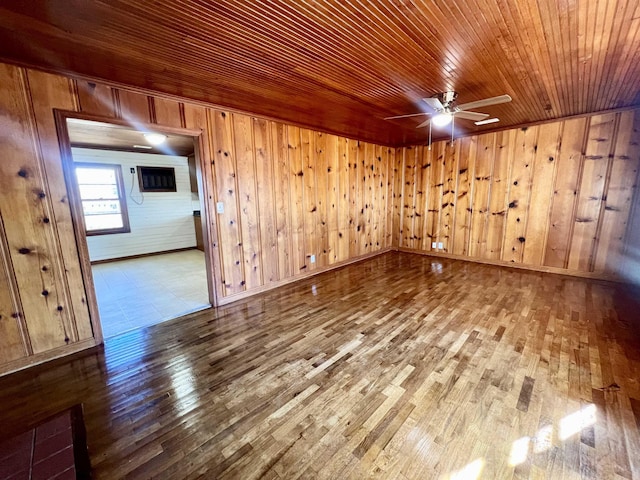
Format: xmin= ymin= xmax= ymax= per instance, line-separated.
xmin=1 ymin=252 xmax=639 ymax=479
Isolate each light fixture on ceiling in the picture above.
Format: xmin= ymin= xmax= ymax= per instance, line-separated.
xmin=427 ymin=114 xmax=456 ymax=151
xmin=475 ymin=117 xmax=500 ymax=126
xmin=133 ymin=144 xmax=153 ymax=149
xmin=431 ymin=112 xmax=453 ymax=127
xmin=143 ymin=132 xmax=167 ymax=145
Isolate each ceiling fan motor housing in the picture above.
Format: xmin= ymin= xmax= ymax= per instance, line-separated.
xmin=434 ymin=91 xmax=458 ymax=110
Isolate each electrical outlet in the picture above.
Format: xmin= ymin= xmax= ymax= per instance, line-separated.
xmin=130 ymin=167 xmax=135 ymax=174
xmin=216 ymin=202 xmax=224 ymax=214
xmin=438 ymin=242 xmax=444 ymax=249
xmin=310 ymin=254 xmax=316 ymax=263
xmin=432 ymin=242 xmax=437 ymax=249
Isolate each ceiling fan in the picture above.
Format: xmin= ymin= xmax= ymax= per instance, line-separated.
xmin=384 ymin=91 xmax=512 ymax=129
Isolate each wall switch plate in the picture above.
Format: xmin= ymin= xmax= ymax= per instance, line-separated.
xmin=216 ymin=202 xmax=224 ymax=214
xmin=432 ymin=242 xmax=437 ymax=249
xmin=438 ymin=242 xmax=443 ymax=249
xmin=310 ymin=254 xmax=316 ymax=263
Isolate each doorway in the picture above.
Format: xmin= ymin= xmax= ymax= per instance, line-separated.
xmin=57 ymin=114 xmax=216 ymax=340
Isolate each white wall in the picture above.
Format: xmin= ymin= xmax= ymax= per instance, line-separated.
xmin=72 ymin=148 xmax=198 ymax=261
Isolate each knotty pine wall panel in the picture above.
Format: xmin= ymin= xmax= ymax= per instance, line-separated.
xmin=396 ymin=109 xmax=640 ymax=279
xmin=0 ymin=61 xmax=395 ymax=374
xmin=485 ymin=130 xmax=514 ymax=260
xmin=0 ymin=64 xmax=96 ymax=373
xmin=0 ymin=223 xmax=26 ymax=364
xmin=452 ymin=136 xmax=475 ymax=256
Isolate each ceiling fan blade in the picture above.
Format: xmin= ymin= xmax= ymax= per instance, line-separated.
xmin=416 ymin=118 xmax=431 ymax=128
xmin=457 ymin=94 xmax=512 ymax=111
xmin=455 ymin=111 xmax=490 ymax=121
xmin=422 ymin=97 xmax=444 ymax=111
xmin=384 ymin=112 xmax=430 ymax=120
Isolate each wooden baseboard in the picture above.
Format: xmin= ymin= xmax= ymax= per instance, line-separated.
xmin=90 ymin=247 xmax=198 ymax=265
xmin=217 ymin=247 xmax=394 ymax=306
xmin=396 ymin=247 xmax=623 ymax=283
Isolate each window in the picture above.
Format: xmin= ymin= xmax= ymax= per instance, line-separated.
xmin=74 ymin=163 xmax=130 ymax=236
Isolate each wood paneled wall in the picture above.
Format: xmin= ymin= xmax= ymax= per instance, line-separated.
xmin=0 ymin=62 xmax=394 ymax=375
xmin=1 ymin=57 xmax=637 ymax=376
xmin=0 ymin=64 xmax=96 ymax=372
xmin=208 ymin=113 xmax=393 ymax=298
xmin=394 ymin=110 xmax=640 ymax=278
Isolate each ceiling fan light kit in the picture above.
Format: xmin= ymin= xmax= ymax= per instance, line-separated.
xmin=431 ymin=112 xmax=453 ymax=127
xmin=384 ymin=91 xmax=512 ymax=147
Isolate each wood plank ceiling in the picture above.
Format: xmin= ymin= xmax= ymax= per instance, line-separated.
xmin=0 ymin=0 xmax=638 ymax=146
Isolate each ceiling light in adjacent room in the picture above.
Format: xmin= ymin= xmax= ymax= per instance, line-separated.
xmin=474 ymin=117 xmax=500 ymax=126
xmin=431 ymin=113 xmax=453 ymax=127
xmin=133 ymin=144 xmax=153 ymax=149
xmin=143 ymin=132 xmax=167 ymax=145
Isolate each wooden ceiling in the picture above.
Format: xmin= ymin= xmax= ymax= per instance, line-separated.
xmin=67 ymin=119 xmax=195 ymax=156
xmin=1 ymin=0 xmax=639 ymax=146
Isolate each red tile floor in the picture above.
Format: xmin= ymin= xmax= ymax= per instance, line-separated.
xmin=0 ymin=406 xmax=88 ymax=480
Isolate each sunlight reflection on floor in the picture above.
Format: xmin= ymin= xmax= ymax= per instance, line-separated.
xmin=441 ymin=403 xmax=598 ymax=476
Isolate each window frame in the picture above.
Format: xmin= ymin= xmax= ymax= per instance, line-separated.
xmin=74 ymin=162 xmax=131 ymax=236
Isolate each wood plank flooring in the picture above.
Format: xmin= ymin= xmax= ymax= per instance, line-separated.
xmin=0 ymin=252 xmax=639 ymax=479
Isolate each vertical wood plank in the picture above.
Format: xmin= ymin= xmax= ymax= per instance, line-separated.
xmin=183 ymin=102 xmax=223 ymax=304
xmin=412 ymin=146 xmax=426 ymax=250
xmin=254 ymin=117 xmax=278 ymax=284
xmin=372 ymin=144 xmax=382 ymax=251
xmin=363 ymin=143 xmax=375 ymax=254
xmin=402 ymin=146 xmax=417 ymax=248
xmin=544 ymin=118 xmax=588 ymax=268
xmin=287 ymin=125 xmax=306 ymax=274
xmin=622 ymin=158 xmax=640 ymax=283
xmin=75 ymin=80 xmax=117 ymax=117
xmin=0 ymin=64 xmax=74 ymax=352
xmin=452 ymin=136 xmax=476 ymax=256
xmin=152 ymin=97 xmax=184 ymax=128
xmin=503 ymin=126 xmax=538 ymax=263
xmin=594 ymin=110 xmax=640 ymax=274
xmin=385 ymin=147 xmax=395 ymax=248
xmin=568 ymin=113 xmax=616 ymax=271
xmin=337 ymin=136 xmax=350 ymax=262
xmin=440 ymin=141 xmax=458 ymax=252
xmin=315 ymin=131 xmax=328 ymax=267
xmin=0 ymin=217 xmax=27 ymax=363
xmin=271 ymin=122 xmax=292 ymax=280
xmin=425 ymin=144 xmax=444 ymax=250
xmin=415 ymin=146 xmax=430 ymax=251
xmin=301 ymin=129 xmax=318 ymax=269
xmin=27 ymin=69 xmax=94 ymax=341
xmin=233 ymin=114 xmax=262 ymax=289
xmin=391 ymin=147 xmax=404 ymax=248
xmin=469 ymin=133 xmax=495 ymax=258
xmin=326 ymin=134 xmax=339 ymax=263
xmin=348 ymin=139 xmax=360 ymax=256
xmin=117 ymin=89 xmax=151 ymax=123
xmin=211 ymin=110 xmax=245 ymax=295
xmin=523 ymin=122 xmax=561 ymax=266
xmin=485 ymin=130 xmax=515 ymax=260
xmin=357 ymin=141 xmax=366 ymax=256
